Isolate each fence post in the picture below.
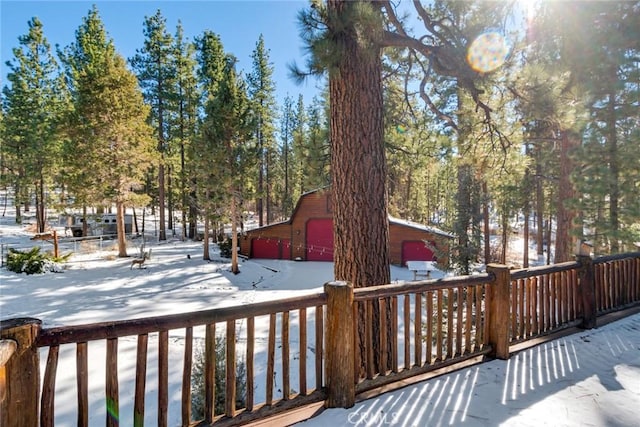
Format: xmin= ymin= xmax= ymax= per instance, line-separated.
xmin=324 ymin=281 xmax=355 ymax=408
xmin=0 ymin=318 xmax=42 ymax=427
xmin=486 ymin=264 xmax=511 ymax=360
xmin=577 ymin=255 xmax=597 ymax=329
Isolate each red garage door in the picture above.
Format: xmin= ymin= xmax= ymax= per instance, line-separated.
xmin=306 ymin=219 xmax=334 ymax=261
xmin=252 ymin=238 xmax=291 ymax=259
xmin=252 ymin=238 xmax=281 ymax=259
xmin=402 ymin=240 xmax=435 ymax=266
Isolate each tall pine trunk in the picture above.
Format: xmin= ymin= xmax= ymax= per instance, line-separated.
xmin=328 ymin=0 xmax=391 ymax=375
xmin=554 ymin=131 xmax=578 ymax=263
xmin=116 ymin=201 xmax=128 ymax=257
xmin=607 ymin=84 xmax=619 ymax=253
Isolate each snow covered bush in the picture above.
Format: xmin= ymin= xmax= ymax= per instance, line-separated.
xmin=6 ymin=247 xmax=69 ymax=274
xmin=191 ymin=335 xmax=247 ymax=419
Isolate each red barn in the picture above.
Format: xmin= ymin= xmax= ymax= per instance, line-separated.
xmin=239 ymin=188 xmax=451 ymax=265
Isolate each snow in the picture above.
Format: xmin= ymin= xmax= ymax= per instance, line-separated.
xmin=2 ymin=212 xmax=639 ymax=427
xmin=299 ymin=313 xmax=640 ymax=427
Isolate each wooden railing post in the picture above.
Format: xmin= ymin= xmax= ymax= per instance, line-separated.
xmin=577 ymin=255 xmax=597 ymax=329
xmin=324 ymin=281 xmax=355 ymax=408
xmin=0 ymin=318 xmax=42 ymax=427
xmin=486 ymin=265 xmax=510 ymax=360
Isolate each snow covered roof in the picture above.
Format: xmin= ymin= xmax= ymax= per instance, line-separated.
xmin=389 ymin=216 xmax=454 ymax=238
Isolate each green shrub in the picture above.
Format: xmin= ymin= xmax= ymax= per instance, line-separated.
xmin=218 ymin=239 xmax=232 ymax=258
xmin=191 ymin=335 xmax=247 ymax=419
xmin=6 ymin=247 xmax=70 ymax=275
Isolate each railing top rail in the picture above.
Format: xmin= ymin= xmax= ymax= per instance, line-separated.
xmin=353 ymin=273 xmax=494 ymax=301
xmin=36 ymin=292 xmax=326 ymax=347
xmin=594 ymin=252 xmax=640 ymax=264
xmin=510 ymin=261 xmax=579 ymax=280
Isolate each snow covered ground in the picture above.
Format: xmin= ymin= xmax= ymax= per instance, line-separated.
xmin=2 ymin=212 xmax=639 ymax=426
xmin=299 ymin=312 xmax=640 ymax=427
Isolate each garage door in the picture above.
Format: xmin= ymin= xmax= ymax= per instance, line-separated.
xmin=252 ymin=238 xmax=280 ymax=259
xmin=306 ymin=219 xmax=334 ymax=261
xmin=401 ymin=240 xmax=435 ymax=266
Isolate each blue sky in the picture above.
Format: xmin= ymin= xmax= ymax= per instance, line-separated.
xmin=1 ymin=0 xmax=323 ymax=105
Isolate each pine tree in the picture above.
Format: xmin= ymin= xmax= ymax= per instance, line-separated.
xmin=201 ymin=57 xmax=254 ymax=273
xmin=171 ymin=22 xmax=200 ymax=239
xmin=2 ymin=17 xmax=67 ymax=230
xmin=303 ymin=95 xmax=330 ymax=192
xmin=193 ymin=30 xmax=227 ymax=260
xmin=246 ymin=35 xmax=277 ymax=226
xmin=130 ymin=9 xmax=176 ymax=241
xmin=278 ymin=95 xmax=295 ymax=218
xmin=61 ymin=6 xmax=156 ymax=256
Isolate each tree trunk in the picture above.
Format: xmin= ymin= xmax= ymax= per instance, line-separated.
xmin=607 ymin=84 xmax=619 ymax=253
xmin=258 ymin=126 xmax=264 ymax=227
xmin=203 ymin=212 xmax=210 ymax=261
xmin=82 ymin=205 xmax=88 ymax=237
xmin=158 ymin=161 xmax=166 ymax=241
xmin=116 ymin=201 xmax=128 ymax=257
xmin=482 ymin=181 xmax=491 ymax=265
xmin=167 ymin=164 xmax=174 ymax=234
xmin=536 ymin=149 xmax=544 ymax=257
xmin=231 ymin=189 xmax=239 ymax=274
xmin=554 ymin=130 xmax=578 ymax=263
xmin=328 ymin=0 xmax=390 ymax=375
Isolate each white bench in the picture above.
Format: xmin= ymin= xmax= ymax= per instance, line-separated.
xmin=406 ymin=261 xmax=437 ymax=280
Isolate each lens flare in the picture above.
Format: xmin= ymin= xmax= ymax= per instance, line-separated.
xmin=466 ymin=32 xmax=510 ymax=73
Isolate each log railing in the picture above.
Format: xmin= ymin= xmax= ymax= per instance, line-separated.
xmin=594 ymin=252 xmax=640 ymax=314
xmin=6 ymin=293 xmax=327 ymax=426
xmin=509 ymin=261 xmax=582 ymax=343
xmin=1 ymin=253 xmax=639 ymax=426
xmin=350 ymin=273 xmax=494 ymax=394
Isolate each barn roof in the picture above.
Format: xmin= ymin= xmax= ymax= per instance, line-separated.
xmin=389 ymin=216 xmax=454 ymax=238
xmin=244 ymin=187 xmax=453 ymax=239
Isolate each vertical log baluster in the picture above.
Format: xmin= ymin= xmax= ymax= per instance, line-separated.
xmin=414 ymin=293 xmax=422 ymax=367
xmin=182 ymin=327 xmax=193 ymax=426
xmin=299 ymin=308 xmax=307 ymax=396
xmin=465 ymin=286 xmax=472 ymax=354
xmin=510 ymin=280 xmax=517 ymax=341
xmin=159 ymin=331 xmax=168 ymax=427
xmin=539 ymin=275 xmax=546 ymax=333
xmin=41 ymin=345 xmax=59 ymax=427
xmin=456 ymin=287 xmax=463 ymax=355
xmin=550 ymin=273 xmax=557 ymax=328
xmin=246 ymin=317 xmax=255 ymax=411
xmin=446 ymin=288 xmax=454 ymax=358
xmin=226 ymin=320 xmax=236 ymax=417
xmin=403 ymin=295 xmax=410 ymax=370
xmin=365 ymin=300 xmax=374 ymax=379
xmin=315 ymin=306 xmax=323 ymax=390
xmin=379 ymin=298 xmax=388 ymax=375
xmin=353 ymin=302 xmax=360 ymax=384
xmin=134 ymin=334 xmax=148 ymax=427
xmin=282 ymin=312 xmax=290 ymax=400
xmin=204 ymin=323 xmax=215 ymax=422
xmin=436 ymin=290 xmax=443 ymax=361
xmin=391 ymin=296 xmax=398 ymax=373
xmin=475 ymin=285 xmax=483 ymax=349
xmin=106 ymin=338 xmax=119 ymax=427
xmin=266 ymin=314 xmax=276 ymax=405
xmin=77 ymin=342 xmax=88 ymax=427
xmin=426 ymin=291 xmax=433 ymax=363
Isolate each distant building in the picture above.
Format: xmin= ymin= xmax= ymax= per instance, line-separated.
xmin=239 ymin=188 xmax=452 ymax=265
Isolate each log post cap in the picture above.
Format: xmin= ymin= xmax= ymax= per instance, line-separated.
xmin=0 ymin=317 xmax=42 ymax=331
xmin=486 ymin=263 xmax=509 ymax=270
xmin=0 ymin=318 xmax=41 ymax=355
xmin=324 ymin=281 xmax=352 ymax=290
xmin=0 ymin=339 xmax=18 ymax=366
